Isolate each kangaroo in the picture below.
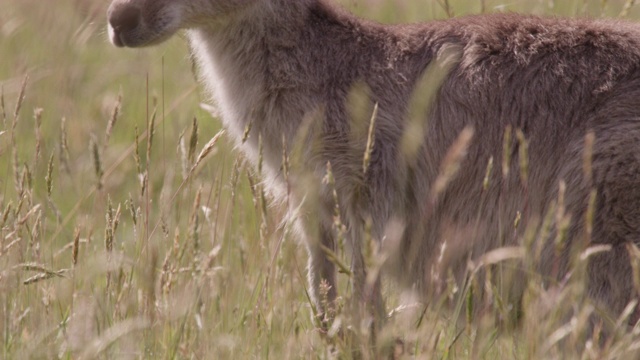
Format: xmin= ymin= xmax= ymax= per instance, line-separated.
xmin=107 ymin=0 xmax=640 ymax=327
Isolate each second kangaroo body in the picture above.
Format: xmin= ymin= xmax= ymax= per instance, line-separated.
xmin=108 ymin=0 xmax=640 ymax=326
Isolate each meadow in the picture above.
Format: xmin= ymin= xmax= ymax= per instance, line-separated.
xmin=2 ymin=0 xmax=640 ymax=358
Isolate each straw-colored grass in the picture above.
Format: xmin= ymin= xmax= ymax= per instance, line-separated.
xmin=2 ymin=0 xmax=640 ymax=358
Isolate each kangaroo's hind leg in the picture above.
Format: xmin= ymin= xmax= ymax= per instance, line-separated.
xmin=587 ymin=125 xmax=640 ymax=326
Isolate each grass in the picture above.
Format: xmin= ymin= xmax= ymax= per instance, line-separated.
xmin=2 ymin=0 xmax=640 ymax=358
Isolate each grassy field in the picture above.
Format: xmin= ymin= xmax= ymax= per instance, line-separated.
xmin=3 ymin=0 xmax=640 ymax=358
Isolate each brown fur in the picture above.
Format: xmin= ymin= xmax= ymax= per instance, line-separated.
xmin=108 ymin=0 xmax=640 ymax=324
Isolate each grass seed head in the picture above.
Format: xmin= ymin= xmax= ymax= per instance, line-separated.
xmin=11 ymin=75 xmax=28 ymax=142
xmin=33 ymin=108 xmax=43 ymax=164
xmin=105 ymin=196 xmax=114 ymax=253
xmin=127 ymin=193 xmax=137 ymax=226
xmin=30 ymin=208 xmax=42 ymax=260
xmin=12 ymin=144 xmax=21 ymax=197
xmin=72 ymin=227 xmax=80 ymax=267
xmin=59 ymin=116 xmax=70 ymax=174
xmin=45 ymin=152 xmax=54 ymax=198
xmin=189 ymin=186 xmax=203 ymax=256
xmin=188 ymin=116 xmax=199 ymax=166
xmin=104 ymin=93 xmax=122 ymax=146
xmin=146 ymin=106 xmax=157 ymax=165
xmin=242 ymin=119 xmax=253 ymax=144
xmin=178 ymin=128 xmax=188 ymax=180
xmin=90 ymin=134 xmax=103 ymax=189
xmin=1 ymin=201 xmax=12 ymax=229
xmin=134 ymin=125 xmax=142 ymax=176
xmin=362 ymin=102 xmax=378 ymax=175
xmin=189 ymin=129 xmax=225 ymax=176
xmin=430 ymin=126 xmax=474 ymax=201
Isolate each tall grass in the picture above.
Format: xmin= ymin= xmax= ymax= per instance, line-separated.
xmin=2 ymin=0 xmax=640 ymax=358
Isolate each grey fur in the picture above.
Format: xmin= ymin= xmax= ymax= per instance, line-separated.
xmin=108 ymin=0 xmax=640 ymax=324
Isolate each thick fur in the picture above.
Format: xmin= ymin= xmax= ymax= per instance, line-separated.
xmin=108 ymin=0 xmax=640 ymax=323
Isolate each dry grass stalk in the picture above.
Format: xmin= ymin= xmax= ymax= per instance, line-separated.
xmin=532 ymin=201 xmax=556 ymax=267
xmin=436 ymin=0 xmax=455 ymax=17
xmin=21 ymin=164 xmax=32 ymax=194
xmin=230 ymin=157 xmax=243 ymax=203
xmin=113 ymin=204 xmax=121 ymax=234
xmin=319 ymin=243 xmax=352 ymax=277
xmin=145 ymin=106 xmax=157 ymax=165
xmin=482 ymin=156 xmax=494 ymax=191
xmin=90 ymin=134 xmax=103 ymax=189
xmin=9 ymin=79 xmax=27 ymax=198
xmin=179 ymin=127 xmax=189 ymax=180
xmin=1 ymin=85 xmax=6 ymax=126
xmin=30 ymin=209 xmax=42 ymax=261
xmin=201 ymin=244 xmax=222 ymax=275
xmin=189 ymin=186 xmax=202 ymax=257
xmin=246 ymin=169 xmax=260 ymax=210
xmin=134 ymin=125 xmax=142 ymax=176
xmin=72 ymin=227 xmax=80 ymax=267
xmin=583 ymin=131 xmax=595 ymax=186
xmin=430 ymin=126 xmax=474 ymax=201
xmin=627 ymin=243 xmax=640 ymax=302
xmin=105 ymin=197 xmax=120 ymax=254
xmin=11 ymin=153 xmax=22 ymax=198
xmin=188 ymin=116 xmax=198 ymax=167
xmin=59 ymin=116 xmax=70 ymax=174
xmin=281 ymin=134 xmax=290 ymax=188
xmin=33 ymin=108 xmax=43 ymax=165
xmin=189 ymin=129 xmax=225 ymax=176
xmin=585 ymin=189 xmax=597 ymax=240
xmin=23 ymin=270 xmax=68 ymax=285
xmin=256 ymin=134 xmax=264 ymax=179
xmin=104 ymin=93 xmax=122 ymax=147
xmin=553 ymin=181 xmax=571 ymax=275
xmin=53 ymin=236 xmax=87 ymax=258
xmin=14 ymin=195 xmax=25 ymax=220
xmin=1 ymin=201 xmax=12 ymax=229
xmin=127 ymin=193 xmax=137 ymax=226
xmin=583 ymin=131 xmax=597 ymax=244
xmin=45 ymin=152 xmax=54 ymax=198
xmin=105 ymin=198 xmax=116 ymax=289
xmin=362 ymin=103 xmax=378 ymax=175
xmin=501 ymin=125 xmax=512 ymax=179
xmin=516 ymin=129 xmax=529 ymax=187
xmin=17 ymin=204 xmax=41 ymax=226
xmin=11 ymin=75 xmax=28 ymax=147
xmin=15 ymin=262 xmax=69 ymax=285
xmin=12 ymin=141 xmax=21 ymax=198
xmin=256 ymin=134 xmax=269 ymax=230
xmin=242 ymin=119 xmax=253 ymax=144
xmin=160 ymin=229 xmax=178 ymax=294
xmin=145 ymin=247 xmax=158 ymax=320
xmin=323 ymin=161 xmax=346 ymax=248
xmin=620 ymin=0 xmax=638 ymax=17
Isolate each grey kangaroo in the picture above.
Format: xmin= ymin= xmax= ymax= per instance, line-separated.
xmin=107 ymin=0 xmax=640 ymax=327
